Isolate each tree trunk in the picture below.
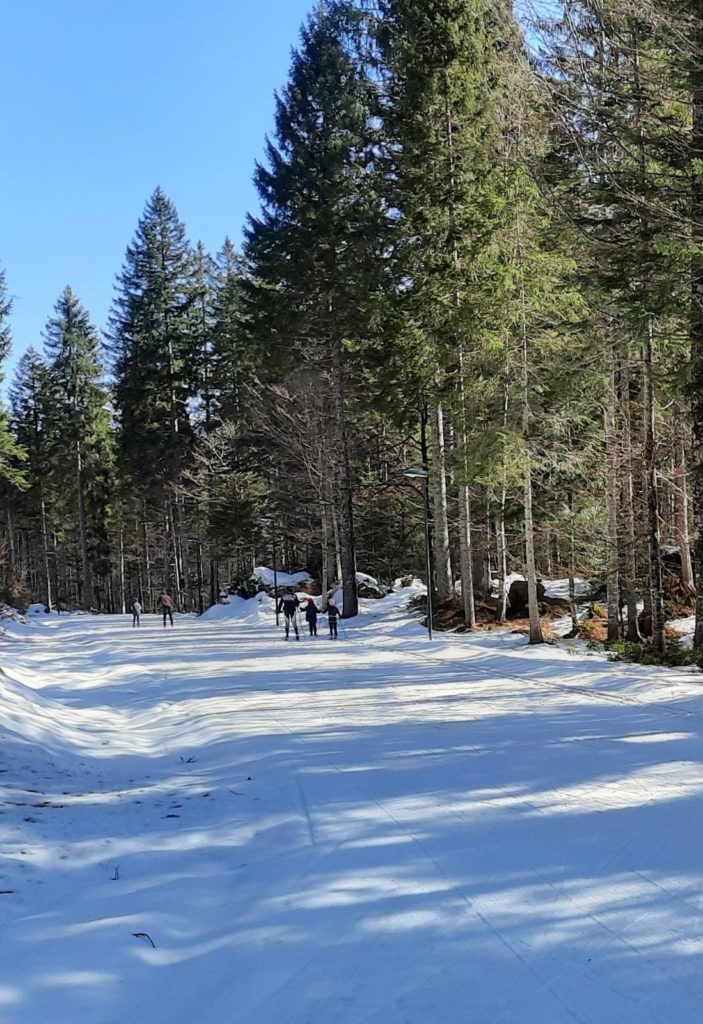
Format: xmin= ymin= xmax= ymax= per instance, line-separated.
xmin=142 ymin=504 xmax=153 ymax=610
xmin=518 ymin=259 xmax=543 ymax=644
xmin=76 ymin=442 xmax=94 ymax=609
xmin=495 ymin=508 xmax=508 ymax=623
xmin=605 ymin=371 xmax=621 ymax=642
xmin=456 ymin=340 xmax=476 ymax=627
xmin=618 ymin=336 xmax=640 ymax=640
xmin=458 ymin=477 xmax=476 ymax=629
xmin=118 ymin=507 xmax=126 ymax=613
xmin=39 ymin=492 xmax=53 ymax=611
xmin=644 ymin=319 xmax=666 ymax=653
xmin=676 ymin=423 xmax=695 ymax=599
xmin=331 ymin=340 xmax=358 ymax=617
xmin=429 ymin=402 xmax=453 ymax=601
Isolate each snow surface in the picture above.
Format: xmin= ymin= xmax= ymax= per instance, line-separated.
xmin=3 ymin=595 xmax=703 ymax=1021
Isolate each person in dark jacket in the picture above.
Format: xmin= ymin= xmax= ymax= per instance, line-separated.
xmin=276 ymin=589 xmax=301 ymax=640
xmin=304 ymin=598 xmax=318 ymax=636
xmin=324 ymin=596 xmax=341 ymax=639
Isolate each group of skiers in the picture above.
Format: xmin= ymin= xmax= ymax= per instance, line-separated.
xmin=276 ymin=590 xmax=341 ymax=640
xmin=130 ymin=590 xmax=174 ymax=628
xmin=129 ymin=587 xmax=341 ymax=640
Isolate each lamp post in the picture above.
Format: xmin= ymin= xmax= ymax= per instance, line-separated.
xmin=259 ymin=515 xmax=279 ymax=625
xmin=403 ymin=467 xmax=433 ymax=640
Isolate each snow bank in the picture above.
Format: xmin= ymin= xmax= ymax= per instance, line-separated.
xmin=393 ymin=576 xmax=424 ymax=591
xmin=670 ymin=615 xmax=696 ymax=647
xmin=26 ymin=602 xmax=51 ymax=617
xmin=251 ymin=566 xmax=311 ymax=589
xmin=201 ymin=593 xmax=272 ymax=624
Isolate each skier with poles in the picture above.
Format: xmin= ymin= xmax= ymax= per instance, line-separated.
xmin=159 ymin=590 xmax=174 ymax=628
xmin=304 ymin=597 xmax=319 ymax=637
xmin=323 ymin=595 xmax=341 ymax=639
xmin=276 ymin=589 xmax=302 ymax=640
xmin=131 ymin=598 xmax=142 ymax=628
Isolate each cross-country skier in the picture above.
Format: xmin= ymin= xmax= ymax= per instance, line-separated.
xmin=131 ymin=598 xmax=142 ymax=628
xmin=159 ymin=590 xmax=174 ymax=628
xmin=324 ymin=596 xmax=341 ymax=639
xmin=276 ymin=589 xmax=301 ymax=640
xmin=304 ymin=598 xmax=318 ymax=636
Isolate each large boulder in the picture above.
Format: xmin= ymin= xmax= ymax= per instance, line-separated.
xmin=508 ymin=579 xmax=546 ymax=614
xmin=356 ymin=572 xmax=389 ymax=599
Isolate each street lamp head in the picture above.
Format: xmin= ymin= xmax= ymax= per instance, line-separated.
xmin=259 ymin=515 xmax=274 ymax=526
xmin=403 ymin=467 xmax=429 ymax=480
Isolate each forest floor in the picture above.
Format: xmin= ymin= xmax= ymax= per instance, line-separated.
xmin=2 ymin=595 xmax=703 ymax=1022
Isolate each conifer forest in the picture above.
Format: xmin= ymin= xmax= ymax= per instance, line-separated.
xmin=3 ymin=0 xmax=703 ymax=653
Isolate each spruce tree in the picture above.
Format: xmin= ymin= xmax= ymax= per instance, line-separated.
xmin=110 ymin=188 xmax=197 ymax=494
xmin=372 ymin=0 xmax=520 ymax=619
xmin=43 ymin=286 xmax=112 ymax=609
xmin=110 ymin=189 xmax=200 ymax=604
xmin=10 ymin=348 xmax=57 ymax=606
xmin=0 ymin=269 xmax=27 ymax=488
xmin=243 ymin=1 xmax=383 ymax=617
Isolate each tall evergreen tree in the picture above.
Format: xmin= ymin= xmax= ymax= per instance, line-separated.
xmin=110 ymin=188 xmax=197 ymax=494
xmin=110 ymin=189 xmax=200 ymax=603
xmin=243 ymin=1 xmax=383 ymax=617
xmin=10 ymin=348 xmax=57 ymax=606
xmin=43 ymin=286 xmax=112 ymax=608
xmin=372 ymin=0 xmax=524 ymax=621
xmin=0 ymin=269 xmax=27 ymax=488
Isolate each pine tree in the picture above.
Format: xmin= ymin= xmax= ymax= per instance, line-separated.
xmin=10 ymin=348 xmax=57 ymax=606
xmin=211 ymin=238 xmax=251 ymax=426
xmin=0 ymin=269 xmax=27 ymax=489
xmin=110 ymin=188 xmax=197 ymax=494
xmin=372 ymin=0 xmax=522 ymax=620
xmin=243 ymin=1 xmax=383 ymax=618
xmin=110 ymin=189 xmax=200 ymax=604
xmin=43 ymin=286 xmax=112 ymax=609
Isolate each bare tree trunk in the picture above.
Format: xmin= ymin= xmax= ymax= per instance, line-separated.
xmin=117 ymin=507 xmax=126 ymax=613
xmin=332 ymin=503 xmax=342 ymax=582
xmin=456 ymin=341 xmax=476 ymax=627
xmin=523 ymin=445 xmax=543 ymax=643
xmin=196 ymin=541 xmax=204 ymax=615
xmin=567 ymin=492 xmax=578 ymax=635
xmin=331 ymin=341 xmax=358 ymax=618
xmin=618 ymin=336 xmax=640 ymax=640
xmin=76 ymin=442 xmax=94 ymax=609
xmin=39 ymin=492 xmax=53 ymax=611
xmin=518 ymin=261 xmax=543 ymax=644
xmin=494 ymin=372 xmax=510 ymax=623
xmin=644 ymin=319 xmax=666 ymax=653
xmin=142 ymin=504 xmax=153 ymax=610
xmin=429 ymin=402 xmax=453 ymax=601
xmin=605 ymin=371 xmax=621 ymax=642
xmin=6 ymin=503 xmax=16 ymax=582
xmin=495 ymin=509 xmax=508 ymax=623
xmin=676 ymin=424 xmax=695 ymax=599
xmin=458 ymin=477 xmax=476 ymax=628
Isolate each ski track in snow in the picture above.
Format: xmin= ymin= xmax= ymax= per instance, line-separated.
xmin=1 ymin=605 xmax=703 ymax=1022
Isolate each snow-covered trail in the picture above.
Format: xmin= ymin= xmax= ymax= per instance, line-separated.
xmin=2 ymin=609 xmax=703 ymax=1023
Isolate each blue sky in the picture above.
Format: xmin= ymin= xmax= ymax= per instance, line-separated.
xmin=1 ymin=0 xmax=314 ymax=381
